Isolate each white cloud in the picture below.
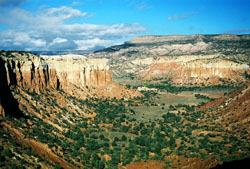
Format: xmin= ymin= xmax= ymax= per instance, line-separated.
xmin=51 ymin=38 xmax=68 ymax=45
xmin=45 ymin=6 xmax=87 ymax=20
xmin=0 ymin=31 xmax=46 ymax=50
xmin=74 ymin=38 xmax=112 ymax=50
xmin=0 ymin=5 xmax=146 ymax=51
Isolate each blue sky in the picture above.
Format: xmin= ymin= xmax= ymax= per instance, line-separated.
xmin=0 ymin=0 xmax=249 ymax=51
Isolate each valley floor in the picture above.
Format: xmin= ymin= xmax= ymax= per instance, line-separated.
xmin=1 ymin=81 xmax=250 ymax=169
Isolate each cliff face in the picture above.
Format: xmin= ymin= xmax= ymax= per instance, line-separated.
xmin=0 ymin=51 xmax=112 ymax=93
xmin=93 ymin=34 xmax=250 ymax=83
xmin=0 ymin=53 xmax=57 ymax=93
xmin=0 ymin=51 xmax=112 ymax=117
xmin=45 ymin=58 xmax=111 ymax=91
xmin=138 ymin=55 xmax=250 ymax=85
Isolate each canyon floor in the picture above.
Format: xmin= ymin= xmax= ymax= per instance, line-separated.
xmin=1 ymin=35 xmax=250 ymax=169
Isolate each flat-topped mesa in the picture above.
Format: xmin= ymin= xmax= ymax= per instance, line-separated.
xmin=130 ymin=34 xmax=250 ymax=44
xmin=130 ymin=35 xmax=203 ymax=44
xmin=0 ymin=51 xmax=112 ymax=93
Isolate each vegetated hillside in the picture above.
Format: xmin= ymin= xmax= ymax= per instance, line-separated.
xmin=0 ymin=51 xmax=142 ymax=168
xmin=92 ymin=34 xmax=250 ymax=84
xmin=1 ymin=78 xmax=250 ymax=169
xmin=0 ymin=40 xmax=250 ymax=169
xmin=198 ymin=83 xmax=250 ymax=168
xmin=199 ymin=83 xmax=250 ymax=139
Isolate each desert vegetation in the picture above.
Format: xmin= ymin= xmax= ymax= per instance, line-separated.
xmin=1 ymin=82 xmax=250 ymax=169
xmin=1 ymin=35 xmax=250 ymax=169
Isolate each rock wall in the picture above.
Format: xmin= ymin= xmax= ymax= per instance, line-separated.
xmin=0 ymin=52 xmax=112 ymax=117
xmin=0 ymin=52 xmax=112 ymax=93
xmin=0 ymin=56 xmax=59 ymax=93
xmin=0 ymin=53 xmax=26 ymax=118
xmin=45 ymin=58 xmax=112 ymax=91
xmin=138 ymin=55 xmax=250 ymax=85
xmin=94 ymin=34 xmax=250 ymax=80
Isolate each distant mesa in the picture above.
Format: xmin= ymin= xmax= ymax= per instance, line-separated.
xmin=91 ymin=34 xmax=250 ymax=83
xmin=130 ymin=34 xmax=250 ymax=44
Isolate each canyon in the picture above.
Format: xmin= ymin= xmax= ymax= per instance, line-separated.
xmin=0 ymin=34 xmax=250 ymax=169
xmin=0 ymin=51 xmax=112 ymax=93
xmin=93 ymin=34 xmax=250 ymax=85
xmin=137 ymin=56 xmax=250 ymax=85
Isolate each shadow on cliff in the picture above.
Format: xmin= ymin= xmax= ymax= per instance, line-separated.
xmin=212 ymin=158 xmax=250 ymax=169
xmin=0 ymin=58 xmax=25 ymax=118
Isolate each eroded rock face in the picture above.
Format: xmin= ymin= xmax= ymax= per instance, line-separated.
xmin=93 ymin=34 xmax=250 ymax=82
xmin=0 ymin=51 xmax=112 ymax=117
xmin=45 ymin=58 xmax=112 ymax=91
xmin=138 ymin=55 xmax=250 ymax=85
xmin=0 ymin=52 xmax=59 ymax=93
xmin=0 ymin=51 xmax=112 ymax=93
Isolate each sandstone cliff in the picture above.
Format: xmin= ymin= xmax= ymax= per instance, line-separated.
xmin=0 ymin=51 xmax=111 ymax=117
xmin=45 ymin=58 xmax=111 ymax=91
xmin=138 ymin=55 xmax=250 ymax=85
xmin=0 ymin=51 xmax=141 ymax=117
xmin=93 ymin=34 xmax=250 ymax=84
xmin=0 ymin=51 xmax=111 ymax=93
xmin=0 ymin=52 xmax=58 ymax=93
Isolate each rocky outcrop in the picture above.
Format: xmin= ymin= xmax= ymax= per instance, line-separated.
xmin=0 ymin=54 xmax=25 ymax=118
xmin=0 ymin=52 xmax=59 ymax=93
xmin=93 ymin=34 xmax=250 ymax=81
xmin=138 ymin=55 xmax=250 ymax=85
xmin=45 ymin=58 xmax=112 ymax=91
xmin=0 ymin=51 xmax=112 ymax=93
xmin=0 ymin=51 xmax=113 ymax=117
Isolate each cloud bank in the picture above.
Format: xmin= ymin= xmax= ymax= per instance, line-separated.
xmin=0 ymin=5 xmax=146 ymax=51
